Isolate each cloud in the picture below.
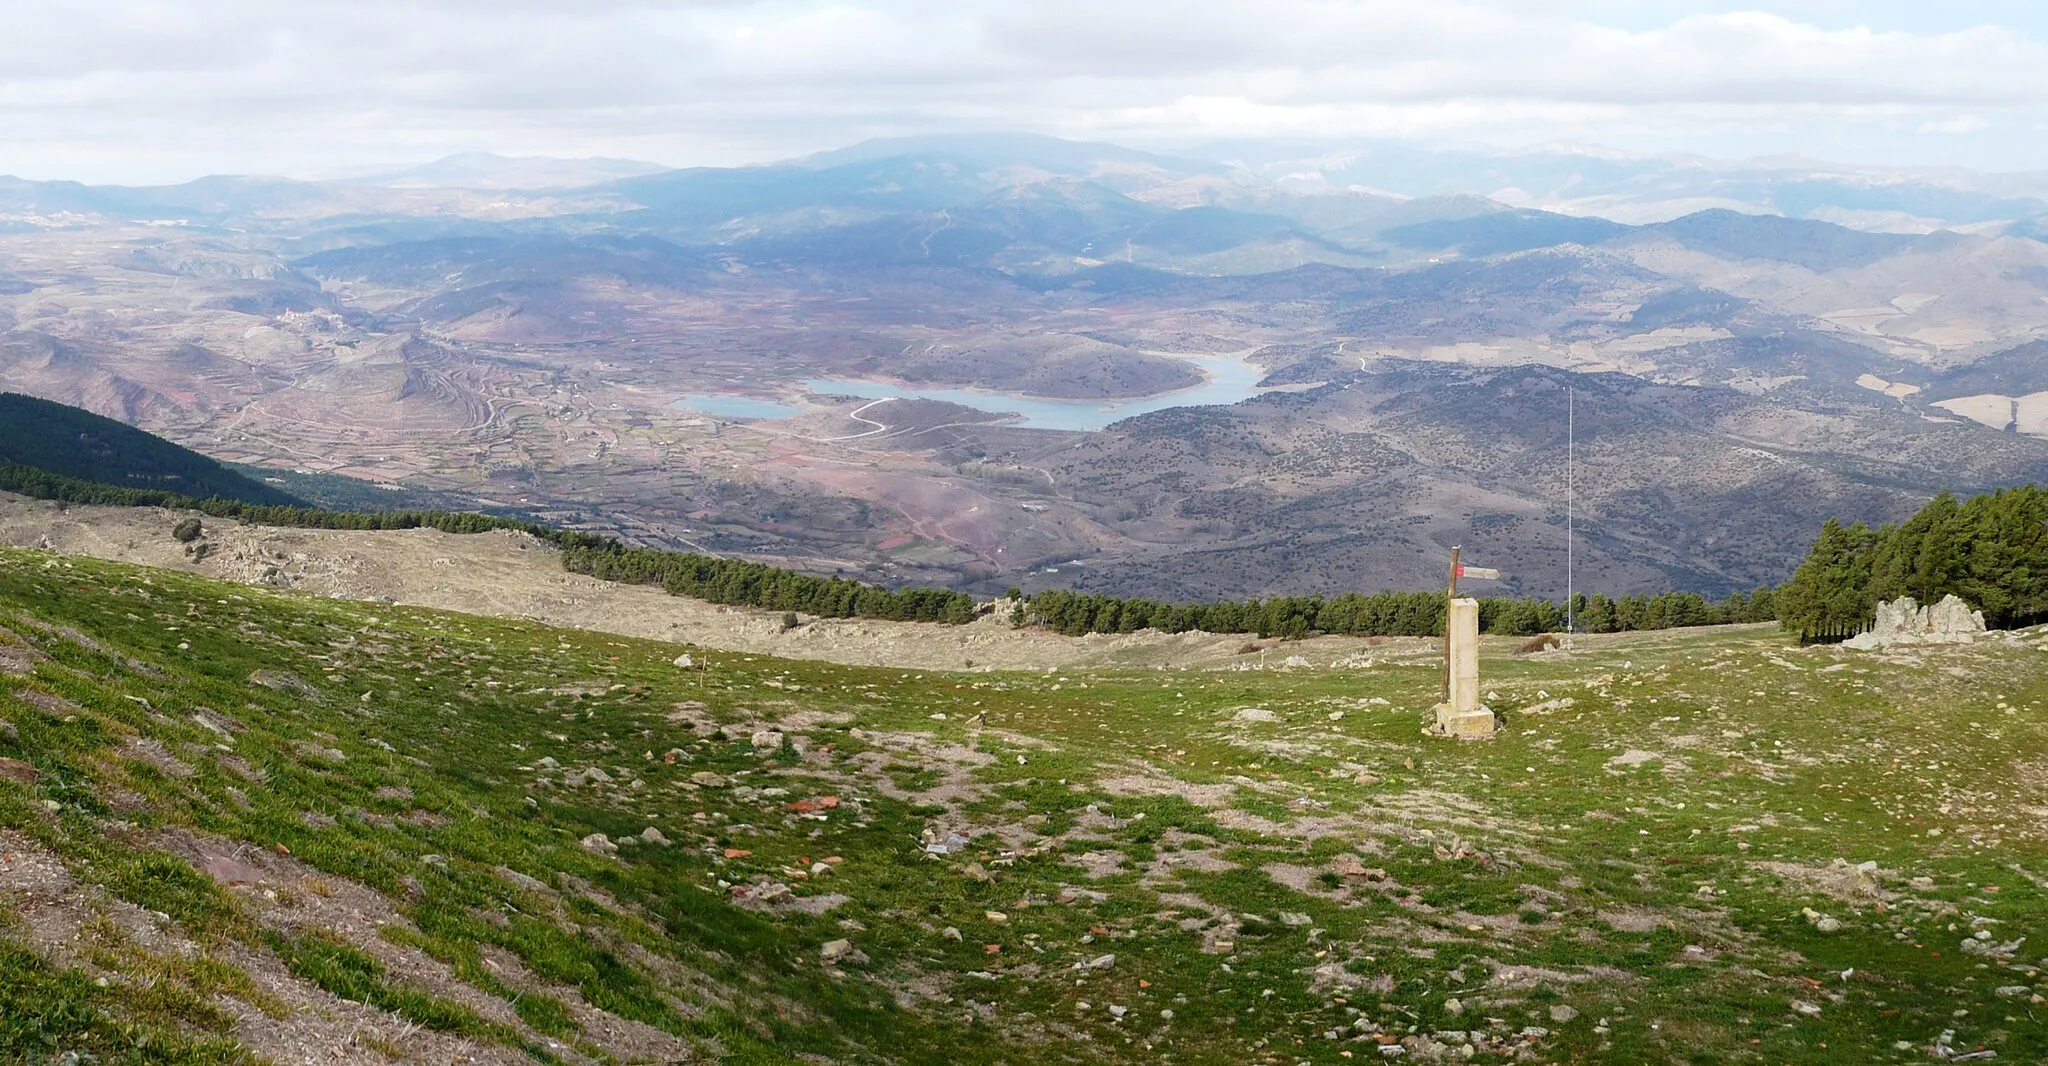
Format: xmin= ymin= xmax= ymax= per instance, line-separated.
xmin=1916 ymin=114 xmax=1991 ymax=134
xmin=1 ymin=1 xmax=2045 ymax=182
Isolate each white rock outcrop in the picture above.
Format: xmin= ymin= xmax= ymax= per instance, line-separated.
xmin=1842 ymin=594 xmax=1986 ymax=650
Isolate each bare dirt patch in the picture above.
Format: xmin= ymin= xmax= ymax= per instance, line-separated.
xmin=0 ymin=493 xmax=1447 ymax=672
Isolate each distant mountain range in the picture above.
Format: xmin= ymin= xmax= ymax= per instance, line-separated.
xmin=4 ymin=132 xmax=2048 ymax=602
xmin=349 ymin=152 xmax=673 ymax=190
xmin=5 ymin=133 xmax=2048 ymax=237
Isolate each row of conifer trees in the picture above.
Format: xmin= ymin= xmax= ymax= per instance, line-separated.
xmin=0 ymin=459 xmax=979 ymax=624
xmin=1018 ymin=586 xmax=1776 ymax=639
xmin=14 ymin=452 xmax=2039 ymax=641
xmin=1773 ymin=486 xmax=2048 ymax=640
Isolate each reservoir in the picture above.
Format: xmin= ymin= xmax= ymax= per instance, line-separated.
xmin=671 ymin=394 xmax=805 ymax=420
xmin=674 ymin=352 xmax=1276 ymax=432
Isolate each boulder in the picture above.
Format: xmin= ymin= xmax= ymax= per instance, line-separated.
xmin=1843 ymin=594 xmax=1986 ymax=650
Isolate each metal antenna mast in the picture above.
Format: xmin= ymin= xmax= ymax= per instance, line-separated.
xmin=1566 ymin=387 xmax=1575 ymax=647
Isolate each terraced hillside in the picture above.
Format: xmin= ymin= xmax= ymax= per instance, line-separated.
xmin=2 ymin=547 xmax=2046 ymax=1064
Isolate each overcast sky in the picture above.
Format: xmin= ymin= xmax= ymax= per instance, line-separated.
xmin=4 ymin=1 xmax=2047 ymax=184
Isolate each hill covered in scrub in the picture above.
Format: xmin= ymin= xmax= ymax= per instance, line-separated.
xmin=0 ymin=392 xmax=302 ymax=507
xmin=2 ymin=547 xmax=2047 ymax=1064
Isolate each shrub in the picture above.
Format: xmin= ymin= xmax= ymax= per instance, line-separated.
xmin=171 ymin=517 xmax=203 ymax=543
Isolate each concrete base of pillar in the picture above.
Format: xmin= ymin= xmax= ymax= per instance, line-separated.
xmin=1432 ymin=703 xmax=1496 ymax=739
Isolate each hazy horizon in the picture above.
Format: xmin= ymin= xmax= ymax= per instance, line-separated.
xmin=5 ymin=2 xmax=2048 ymax=186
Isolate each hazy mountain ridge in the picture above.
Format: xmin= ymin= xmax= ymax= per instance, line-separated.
xmin=3 ymin=132 xmax=2048 ymax=602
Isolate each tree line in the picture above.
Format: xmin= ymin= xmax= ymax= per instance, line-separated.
xmin=32 ymin=448 xmax=2035 ymax=645
xmin=1020 ymin=586 xmax=1775 ymax=639
xmin=556 ymin=544 xmax=978 ymax=623
xmin=0 ymin=392 xmax=301 ymax=507
xmin=1774 ymin=486 xmax=2048 ymax=640
xmin=0 ymin=459 xmax=979 ymax=625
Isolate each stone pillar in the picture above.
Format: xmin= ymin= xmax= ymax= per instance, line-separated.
xmin=1434 ymin=597 xmax=1495 ymax=738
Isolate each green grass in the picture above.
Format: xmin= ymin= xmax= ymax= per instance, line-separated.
xmin=1 ymin=548 xmax=2046 ymax=1063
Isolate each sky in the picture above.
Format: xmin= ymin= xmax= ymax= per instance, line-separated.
xmin=4 ymin=1 xmax=2047 ymax=184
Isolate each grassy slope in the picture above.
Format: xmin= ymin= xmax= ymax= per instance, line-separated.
xmin=0 ymin=546 xmax=2044 ymax=1064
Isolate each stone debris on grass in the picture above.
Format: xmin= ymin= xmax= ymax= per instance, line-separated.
xmin=820 ymin=938 xmax=867 ymax=966
xmin=1801 ymin=907 xmax=1844 ymax=933
xmin=495 ymin=866 xmax=550 ymax=894
xmin=923 ymin=829 xmax=972 ymax=856
xmin=291 ymin=740 xmax=346 ymax=765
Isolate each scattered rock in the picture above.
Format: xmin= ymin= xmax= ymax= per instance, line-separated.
xmin=249 ymin=669 xmax=320 ymax=698
xmin=1549 ymin=1005 xmax=1578 ymax=1023
xmin=1231 ymin=708 xmax=1282 ymax=724
xmin=1074 ymin=953 xmax=1116 ymax=971
xmin=820 ymin=939 xmax=867 ymax=965
xmin=730 ymin=882 xmax=793 ymax=910
xmin=291 ymin=740 xmax=346 ymax=765
xmin=640 ymin=826 xmax=670 ymax=846
xmin=495 ymin=866 xmax=551 ymax=894
xmin=923 ymin=830 xmax=972 ymax=856
xmin=580 ymin=832 xmax=618 ymax=856
xmin=751 ymin=730 xmax=784 ymax=752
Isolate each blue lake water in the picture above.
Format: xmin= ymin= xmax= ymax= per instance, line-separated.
xmin=673 ymin=353 xmax=1281 ymax=431
xmin=672 ymin=394 xmax=804 ymax=420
